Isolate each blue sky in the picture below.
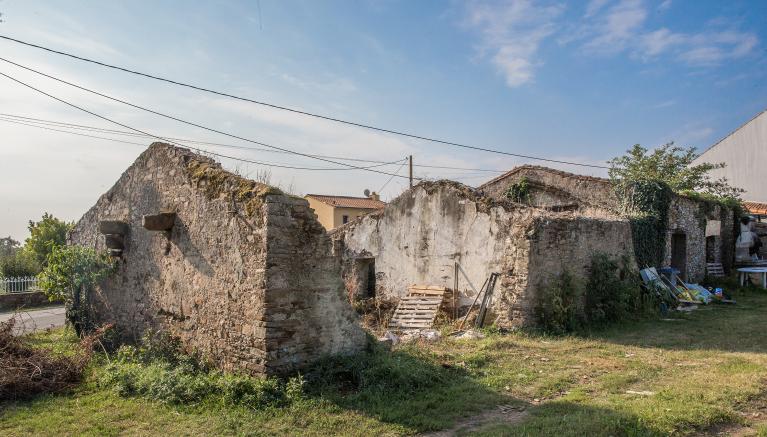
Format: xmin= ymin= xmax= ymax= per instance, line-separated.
xmin=0 ymin=0 xmax=765 ymax=240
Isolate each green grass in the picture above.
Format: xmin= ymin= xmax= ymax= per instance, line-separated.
xmin=5 ymin=287 xmax=767 ymax=436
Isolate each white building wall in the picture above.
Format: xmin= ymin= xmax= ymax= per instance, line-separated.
xmin=692 ymin=110 xmax=767 ymax=202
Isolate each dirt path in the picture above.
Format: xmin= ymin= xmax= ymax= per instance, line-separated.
xmin=421 ymin=404 xmax=529 ymax=436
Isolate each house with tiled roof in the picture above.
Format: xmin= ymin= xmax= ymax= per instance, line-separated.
xmin=305 ymin=192 xmax=386 ymax=230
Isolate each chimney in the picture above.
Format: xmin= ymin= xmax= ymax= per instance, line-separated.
xmin=369 ymin=191 xmax=380 ymax=201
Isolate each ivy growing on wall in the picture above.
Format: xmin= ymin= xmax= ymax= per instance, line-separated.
xmin=615 ymin=180 xmax=672 ymax=268
xmin=505 ymin=177 xmax=532 ymax=204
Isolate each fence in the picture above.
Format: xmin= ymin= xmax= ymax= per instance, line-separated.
xmin=1 ymin=276 xmax=40 ymax=293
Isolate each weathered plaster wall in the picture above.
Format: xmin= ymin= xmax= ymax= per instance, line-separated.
xmin=69 ymin=143 xmax=365 ymax=375
xmin=332 ymin=182 xmax=535 ymax=318
xmin=332 ymin=181 xmax=637 ymax=327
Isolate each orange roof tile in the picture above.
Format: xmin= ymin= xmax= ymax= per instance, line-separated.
xmin=306 ymin=194 xmax=386 ymax=210
xmin=744 ymin=201 xmax=767 ymax=216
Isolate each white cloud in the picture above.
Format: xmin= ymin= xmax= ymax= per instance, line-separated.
xmin=658 ymin=0 xmax=672 ymax=11
xmin=638 ymin=28 xmax=685 ymax=57
xmin=582 ymin=0 xmax=647 ymax=54
xmin=584 ymin=0 xmax=610 ymax=18
xmin=463 ymin=0 xmax=563 ymax=87
xmin=574 ymin=2 xmax=759 ymax=66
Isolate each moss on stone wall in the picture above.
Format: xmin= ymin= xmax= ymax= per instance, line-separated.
xmin=185 ymin=158 xmax=281 ymax=219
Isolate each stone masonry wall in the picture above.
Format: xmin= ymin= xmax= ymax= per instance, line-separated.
xmin=69 ymin=143 xmax=365 ymax=376
xmin=479 ymin=165 xmax=735 ymax=280
xmin=479 ymin=165 xmax=619 ymax=214
xmin=524 ymin=216 xmax=637 ymax=326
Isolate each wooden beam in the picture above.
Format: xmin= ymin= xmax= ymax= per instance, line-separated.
xmin=99 ymin=220 xmax=129 ymax=235
xmin=142 ymin=212 xmax=176 ymax=231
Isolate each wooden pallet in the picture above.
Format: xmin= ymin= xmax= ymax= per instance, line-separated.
xmin=388 ymin=285 xmax=447 ymax=330
xmin=706 ymin=263 xmax=725 ymax=277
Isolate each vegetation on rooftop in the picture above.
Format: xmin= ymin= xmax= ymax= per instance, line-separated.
xmin=504 ymin=177 xmax=532 ymax=204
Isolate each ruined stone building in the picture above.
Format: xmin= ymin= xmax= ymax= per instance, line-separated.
xmin=332 ymin=166 xmax=735 ymax=327
xmin=69 ymin=143 xmax=366 ymax=376
xmin=480 ymin=166 xmax=735 ymax=281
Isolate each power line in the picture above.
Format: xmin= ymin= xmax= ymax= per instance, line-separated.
xmin=0 ymin=70 xmax=416 ymax=175
xmin=0 ymin=112 xmax=508 ymax=173
xmin=0 ymin=116 xmax=407 ymax=171
xmin=0 ymin=60 xmax=421 ymax=180
xmin=0 ymin=35 xmax=609 ymax=170
xmin=378 ymin=160 xmax=409 ymax=194
xmin=0 ymin=112 xmax=403 ymax=165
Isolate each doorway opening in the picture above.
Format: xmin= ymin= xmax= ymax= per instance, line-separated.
xmin=353 ymin=258 xmax=376 ymax=299
xmin=671 ymin=233 xmax=687 ymax=281
xmin=705 ymin=236 xmax=717 ymax=263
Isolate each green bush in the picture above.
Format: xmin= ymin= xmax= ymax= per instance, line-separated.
xmin=536 ymin=253 xmax=657 ymax=334
xmin=585 ymin=254 xmax=633 ymax=325
xmin=505 ymin=177 xmax=532 ymax=204
xmin=0 ymin=250 xmax=40 ymax=277
xmin=98 ymin=331 xmax=304 ymax=409
xmin=535 ymin=269 xmax=583 ymax=334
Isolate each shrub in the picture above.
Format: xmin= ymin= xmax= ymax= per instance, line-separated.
xmin=0 ymin=250 xmax=40 ymax=277
xmin=536 ymin=253 xmax=657 ymax=334
xmin=535 ymin=269 xmax=583 ymax=334
xmin=505 ymin=177 xmax=532 ymax=204
xmin=98 ymin=331 xmax=304 ymax=409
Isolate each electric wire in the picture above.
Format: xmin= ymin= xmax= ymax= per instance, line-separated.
xmin=0 ymin=112 xmax=508 ymax=173
xmin=0 ymin=60 xmax=421 ymax=179
xmin=0 ymin=70 xmax=415 ymax=174
xmin=0 ymin=35 xmax=609 ymax=169
xmin=378 ymin=159 xmax=409 ymax=193
xmin=0 ymin=117 xmax=407 ymax=171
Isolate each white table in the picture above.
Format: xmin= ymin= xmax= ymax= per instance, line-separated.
xmin=737 ymin=267 xmax=767 ymax=288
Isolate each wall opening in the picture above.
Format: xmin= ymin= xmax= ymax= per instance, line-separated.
xmin=671 ymin=232 xmax=687 ymax=280
xmin=705 ymin=236 xmax=717 ymax=263
xmin=352 ymin=257 xmax=376 ymax=299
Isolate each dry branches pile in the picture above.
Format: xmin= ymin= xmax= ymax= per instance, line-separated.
xmin=0 ymin=319 xmax=103 ymax=401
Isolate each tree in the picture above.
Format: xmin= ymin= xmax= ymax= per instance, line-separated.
xmin=0 ymin=236 xmax=20 ymax=259
xmin=24 ymin=213 xmax=73 ymax=267
xmin=38 ymin=245 xmax=115 ymax=335
xmin=0 ymin=251 xmax=40 ymax=277
xmin=608 ymin=143 xmax=744 ymax=199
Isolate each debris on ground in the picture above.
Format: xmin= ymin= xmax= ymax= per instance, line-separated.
xmin=625 ymin=390 xmax=655 ymax=396
xmin=451 ymin=329 xmax=486 ymax=340
xmin=0 ymin=319 xmax=106 ymax=401
xmin=396 ymin=329 xmax=442 ymax=343
xmin=378 ymin=331 xmax=399 ymax=349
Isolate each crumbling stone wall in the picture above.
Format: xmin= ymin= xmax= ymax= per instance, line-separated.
xmin=332 ymin=181 xmax=637 ymax=327
xmin=69 ymin=143 xmax=365 ymax=375
xmin=479 ymin=165 xmax=736 ymax=281
xmin=525 ymin=216 xmax=636 ymax=321
xmin=479 ymin=165 xmax=619 ymax=213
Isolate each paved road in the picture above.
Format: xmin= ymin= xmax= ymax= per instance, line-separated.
xmin=0 ymin=306 xmax=66 ymax=335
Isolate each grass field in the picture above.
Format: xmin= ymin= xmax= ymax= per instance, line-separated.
xmin=3 ymin=286 xmax=767 ymax=436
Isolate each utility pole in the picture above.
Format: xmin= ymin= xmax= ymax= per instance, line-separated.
xmin=409 ymin=155 xmax=413 ymax=189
